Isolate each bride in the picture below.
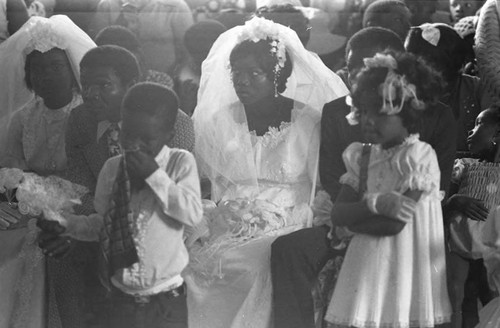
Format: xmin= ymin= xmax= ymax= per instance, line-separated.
xmin=184 ymin=17 xmax=348 ymax=328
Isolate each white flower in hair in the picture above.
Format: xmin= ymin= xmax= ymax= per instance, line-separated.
xmin=362 ymin=53 xmax=426 ymax=116
xmin=237 ymin=17 xmax=287 ymax=72
xmin=364 ymin=53 xmax=397 ymax=70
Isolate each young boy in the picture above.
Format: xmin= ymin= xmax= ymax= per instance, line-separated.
xmin=39 ymin=82 xmax=203 ymax=328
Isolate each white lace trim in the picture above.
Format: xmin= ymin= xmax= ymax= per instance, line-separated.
xmin=326 ymin=314 xmax=451 ymax=328
xmin=258 ymin=121 xmax=292 ymax=149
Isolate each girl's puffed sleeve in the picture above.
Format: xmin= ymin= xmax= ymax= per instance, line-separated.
xmin=397 ymin=141 xmax=441 ymax=193
xmin=339 ymin=142 xmax=363 ymax=192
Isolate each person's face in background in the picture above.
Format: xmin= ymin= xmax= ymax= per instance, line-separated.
xmin=80 ymin=66 xmax=127 ymax=122
xmin=406 ymin=1 xmax=437 ymax=25
xmin=363 ymin=9 xmax=411 ymax=41
xmin=27 ymin=48 xmax=75 ymax=108
xmin=467 ymin=108 xmax=499 ymax=156
xmin=449 ymin=0 xmax=482 ymax=23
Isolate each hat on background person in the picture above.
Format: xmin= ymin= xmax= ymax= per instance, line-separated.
xmin=454 ymin=15 xmax=479 ymax=38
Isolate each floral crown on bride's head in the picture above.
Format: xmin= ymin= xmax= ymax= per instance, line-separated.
xmin=346 ymin=53 xmax=426 ymax=125
xmin=235 ymin=17 xmax=287 ymax=95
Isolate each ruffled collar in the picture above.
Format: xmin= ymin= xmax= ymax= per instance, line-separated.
xmin=374 ymin=133 xmax=420 ymax=154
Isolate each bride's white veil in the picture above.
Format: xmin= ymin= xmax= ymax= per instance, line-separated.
xmin=193 ymin=16 xmax=349 ymax=201
xmin=0 ymin=15 xmax=96 ymax=159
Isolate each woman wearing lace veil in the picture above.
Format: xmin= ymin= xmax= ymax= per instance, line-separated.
xmin=0 ymin=15 xmax=95 ymax=328
xmin=184 ymin=16 xmax=348 ymax=328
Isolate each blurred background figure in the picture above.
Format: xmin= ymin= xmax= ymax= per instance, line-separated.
xmin=449 ymin=0 xmax=484 ymax=24
xmin=404 ymin=0 xmax=438 ymax=25
xmin=175 ymin=19 xmax=226 ymax=115
xmin=52 ymin=0 xmax=99 ymax=33
xmin=454 ymin=15 xmax=479 ymax=75
xmin=362 ymin=0 xmax=411 ymax=41
xmin=0 ymin=0 xmax=28 ymax=43
xmin=89 ymin=0 xmax=193 ymax=75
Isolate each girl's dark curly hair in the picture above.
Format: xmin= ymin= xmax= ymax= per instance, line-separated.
xmin=229 ymin=38 xmax=293 ymax=94
xmin=352 ymin=50 xmax=446 ymax=133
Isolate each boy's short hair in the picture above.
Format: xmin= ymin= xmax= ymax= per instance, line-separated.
xmin=94 ymin=25 xmax=141 ymax=54
xmin=184 ymin=20 xmax=226 ymax=61
xmin=80 ymin=45 xmax=140 ymax=87
xmin=345 ymin=27 xmax=405 ymax=72
xmin=122 ymin=82 xmax=178 ymax=133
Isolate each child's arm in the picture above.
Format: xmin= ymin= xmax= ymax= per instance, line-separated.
xmin=38 ymin=213 xmax=102 ymax=242
xmin=37 ymin=156 xmax=118 ymax=243
xmin=143 ymin=151 xmax=203 ymax=227
xmin=331 ymin=184 xmax=412 ymax=236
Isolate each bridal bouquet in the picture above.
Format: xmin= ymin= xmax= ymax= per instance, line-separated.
xmin=0 ymin=168 xmax=88 ymax=223
xmin=207 ymin=198 xmax=288 ymax=241
xmin=188 ymin=198 xmax=298 ymax=285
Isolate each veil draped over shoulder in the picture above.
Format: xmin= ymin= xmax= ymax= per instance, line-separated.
xmin=193 ymin=16 xmax=349 ymax=201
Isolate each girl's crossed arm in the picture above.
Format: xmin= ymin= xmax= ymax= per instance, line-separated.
xmin=331 ymin=184 xmax=421 ymax=236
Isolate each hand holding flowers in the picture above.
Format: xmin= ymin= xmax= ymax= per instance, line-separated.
xmin=0 ymin=168 xmax=88 ymax=230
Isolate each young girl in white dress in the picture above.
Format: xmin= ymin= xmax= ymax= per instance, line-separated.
xmin=324 ymin=51 xmax=452 ymax=328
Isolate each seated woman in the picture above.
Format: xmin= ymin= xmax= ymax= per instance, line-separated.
xmin=0 ymin=15 xmax=95 ymax=328
xmin=184 ymin=16 xmax=348 ymax=328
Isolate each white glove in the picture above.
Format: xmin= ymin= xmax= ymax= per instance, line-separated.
xmin=365 ymin=191 xmax=417 ymax=223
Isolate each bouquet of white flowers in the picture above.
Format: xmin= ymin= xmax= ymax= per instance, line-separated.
xmin=207 ymin=198 xmax=288 ymax=242
xmin=187 ymin=197 xmax=313 ymax=285
xmin=0 ymin=168 xmax=88 ymax=224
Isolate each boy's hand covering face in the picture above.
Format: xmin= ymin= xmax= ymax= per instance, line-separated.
xmin=125 ymin=148 xmax=159 ymax=181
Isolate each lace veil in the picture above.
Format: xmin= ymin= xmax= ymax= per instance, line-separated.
xmin=193 ymin=17 xmax=349 ymax=201
xmin=0 ymin=15 xmax=96 ymax=155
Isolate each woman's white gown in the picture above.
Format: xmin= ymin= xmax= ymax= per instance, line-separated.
xmin=184 ymin=105 xmax=320 ymax=328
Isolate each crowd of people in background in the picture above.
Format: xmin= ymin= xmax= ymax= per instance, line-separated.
xmin=1 ymin=0 xmax=500 ymax=328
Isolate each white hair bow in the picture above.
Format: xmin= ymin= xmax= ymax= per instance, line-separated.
xmin=420 ymin=23 xmax=441 ymax=46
